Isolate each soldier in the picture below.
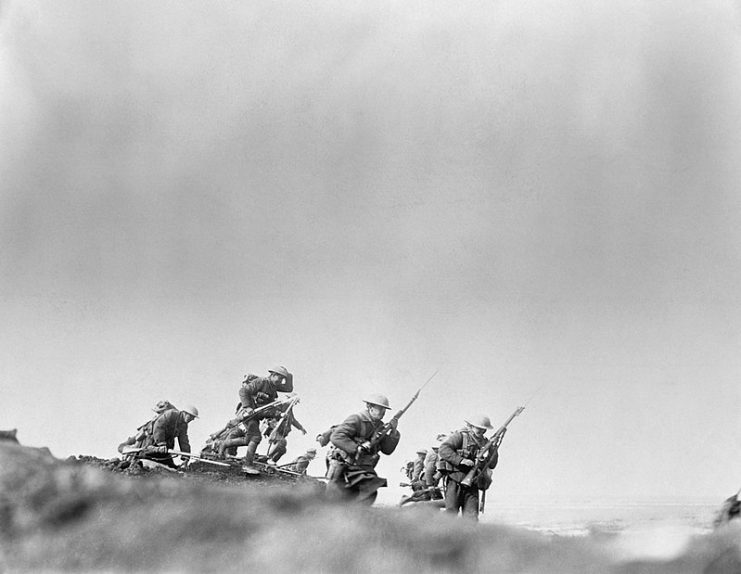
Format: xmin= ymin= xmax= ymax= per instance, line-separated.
xmin=316 ymin=425 xmax=337 ymax=473
xmin=140 ymin=405 xmax=200 ymax=468
xmin=284 ymin=448 xmax=317 ymax=475
xmin=410 ymin=449 xmax=427 ymax=490
xmin=424 ymin=446 xmax=441 ymax=489
xmin=117 ymin=400 xmax=177 ymax=456
xmin=236 ymin=366 xmax=294 ymax=474
xmin=437 ymin=415 xmax=499 ymax=520
xmin=264 ymin=403 xmax=307 ymax=464
xmin=328 ymin=394 xmax=401 ymax=504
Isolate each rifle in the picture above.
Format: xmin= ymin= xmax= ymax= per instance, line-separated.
xmin=207 ymin=394 xmax=297 ymax=442
xmin=354 ymin=369 xmax=439 ymax=463
xmin=460 ymin=406 xmax=524 ymax=489
xmin=122 ymin=446 xmax=231 ymax=467
xmin=267 ymin=396 xmax=301 ymax=443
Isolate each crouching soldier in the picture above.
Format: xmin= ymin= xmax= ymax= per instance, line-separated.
xmin=437 ymin=415 xmax=499 ymax=520
xmin=328 ymin=394 xmax=400 ymax=504
xmin=284 ymin=448 xmax=317 ymax=475
xmin=117 ymin=400 xmax=177 ymax=456
xmin=140 ymin=405 xmax=200 ymax=468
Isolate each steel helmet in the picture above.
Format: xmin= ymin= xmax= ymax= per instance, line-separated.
xmin=464 ymin=415 xmax=493 ymax=430
xmin=306 ymin=448 xmax=317 ymax=455
xmin=181 ymin=405 xmax=199 ymax=418
xmin=268 ymin=366 xmax=290 ymax=379
xmin=416 ymin=449 xmax=428 ymax=455
xmin=363 ymin=393 xmax=390 ymax=410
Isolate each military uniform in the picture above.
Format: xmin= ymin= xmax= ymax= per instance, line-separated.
xmin=329 ymin=410 xmax=400 ymax=503
xmin=264 ymin=409 xmax=306 ymax=463
xmin=411 ymin=451 xmax=426 ymax=484
xmin=143 ymin=409 xmax=193 ymax=468
xmin=117 ymin=401 xmax=177 ymax=456
xmin=316 ymin=425 xmax=337 ymax=473
xmin=438 ymin=429 xmax=498 ymax=519
xmin=236 ymin=371 xmax=293 ymax=472
xmin=284 ymin=451 xmax=316 ymax=475
xmin=424 ymin=447 xmax=440 ymax=487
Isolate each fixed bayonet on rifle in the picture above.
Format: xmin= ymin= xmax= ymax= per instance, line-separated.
xmin=354 ymin=369 xmax=440 ymax=463
xmin=460 ymin=406 xmax=524 ymax=490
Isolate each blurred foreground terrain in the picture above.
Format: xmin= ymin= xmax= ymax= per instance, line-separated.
xmin=1 ymin=442 xmax=741 ymax=573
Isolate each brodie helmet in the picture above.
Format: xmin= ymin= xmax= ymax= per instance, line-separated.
xmin=464 ymin=415 xmax=493 ymax=430
xmin=181 ymin=405 xmax=200 ymax=418
xmin=363 ymin=393 xmax=391 ymax=410
xmin=268 ymin=366 xmax=290 ymax=379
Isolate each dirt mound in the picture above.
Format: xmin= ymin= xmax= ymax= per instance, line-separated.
xmin=2 ymin=443 xmax=741 ymax=573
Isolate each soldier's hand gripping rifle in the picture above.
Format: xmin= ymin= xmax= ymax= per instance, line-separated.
xmin=354 ymin=369 xmax=439 ymax=463
xmin=207 ymin=394 xmax=297 ymax=444
xmin=460 ymin=406 xmax=524 ymax=488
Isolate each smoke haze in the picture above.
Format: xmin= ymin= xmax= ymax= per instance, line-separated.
xmin=2 ymin=0 xmax=741 ymax=499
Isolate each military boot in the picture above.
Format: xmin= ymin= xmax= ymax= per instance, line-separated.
xmin=241 ymin=442 xmax=260 ymax=475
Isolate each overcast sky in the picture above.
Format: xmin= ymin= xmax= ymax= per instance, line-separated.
xmin=2 ymin=0 xmax=741 ymax=500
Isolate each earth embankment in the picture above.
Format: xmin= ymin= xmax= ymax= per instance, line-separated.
xmin=1 ymin=443 xmax=740 ymax=573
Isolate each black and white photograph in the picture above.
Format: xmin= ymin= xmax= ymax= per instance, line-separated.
xmin=2 ymin=1 xmax=741 ymax=572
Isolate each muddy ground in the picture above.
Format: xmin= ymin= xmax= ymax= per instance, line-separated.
xmin=1 ymin=442 xmax=741 ymax=573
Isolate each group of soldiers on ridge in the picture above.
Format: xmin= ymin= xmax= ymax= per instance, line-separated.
xmin=117 ymin=365 xmax=516 ymax=520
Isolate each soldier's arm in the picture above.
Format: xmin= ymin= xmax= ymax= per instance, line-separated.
xmin=438 ymin=433 xmax=464 ymax=466
xmin=330 ymin=414 xmax=362 ymax=455
xmin=177 ymin=423 xmax=191 ymax=454
xmin=239 ymin=381 xmax=259 ymax=409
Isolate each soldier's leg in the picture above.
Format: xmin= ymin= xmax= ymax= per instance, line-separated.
xmin=268 ymin=439 xmax=287 ymax=463
xmin=461 ymin=486 xmax=480 ymax=520
xmin=444 ymin=478 xmax=463 ymax=515
xmin=325 ymin=459 xmax=348 ymax=500
xmin=218 ymin=437 xmax=248 ymax=458
xmin=241 ymin=433 xmax=262 ymax=475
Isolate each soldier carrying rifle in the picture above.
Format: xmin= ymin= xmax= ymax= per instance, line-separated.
xmin=438 ymin=407 xmax=523 ymax=520
xmin=327 ymin=393 xmax=401 ymax=504
xmin=119 ymin=402 xmax=200 ymax=469
xmin=327 ymin=371 xmax=438 ymax=504
xmin=212 ymin=365 xmax=295 ymax=474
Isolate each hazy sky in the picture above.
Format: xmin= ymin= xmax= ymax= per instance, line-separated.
xmin=2 ymin=0 xmax=741 ymax=500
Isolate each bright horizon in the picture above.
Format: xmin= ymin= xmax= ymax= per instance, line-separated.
xmin=2 ymin=0 xmax=741 ymax=501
